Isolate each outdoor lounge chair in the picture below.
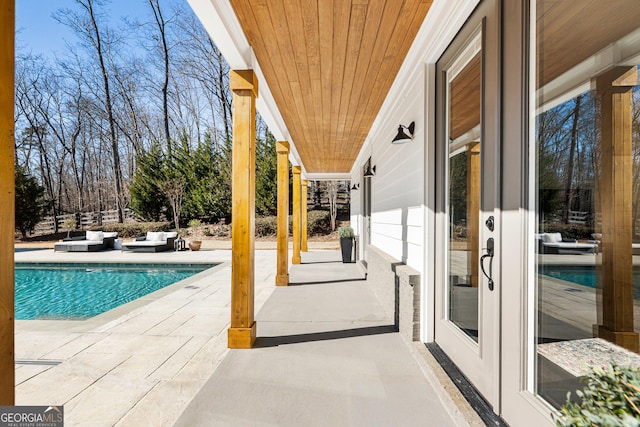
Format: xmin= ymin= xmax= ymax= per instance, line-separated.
xmin=536 ymin=232 xmax=596 ymax=254
xmin=121 ymin=231 xmax=178 ymax=253
xmin=54 ymin=231 xmax=118 ymax=252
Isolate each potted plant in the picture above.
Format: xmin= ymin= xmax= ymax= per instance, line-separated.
xmin=338 ymin=226 xmax=355 ymax=263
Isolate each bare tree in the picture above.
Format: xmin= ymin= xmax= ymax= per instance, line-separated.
xmin=13 ymin=0 xmax=268 ymax=233
xmin=562 ymin=94 xmax=583 ymax=223
xmin=325 ymin=181 xmax=339 ymax=231
xmin=55 ymin=0 xmax=126 ymax=222
xmin=15 ymin=58 xmax=64 ymax=229
xmin=111 ymin=60 xmax=147 ymax=157
xmin=160 ymin=177 xmax=185 ymax=228
xmin=147 ymin=0 xmax=172 ymax=153
xmin=176 ymin=11 xmax=232 ymax=145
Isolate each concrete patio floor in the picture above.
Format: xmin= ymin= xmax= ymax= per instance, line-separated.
xmin=175 ymin=251 xmax=462 ymax=427
xmin=14 ymin=248 xmax=478 ymax=426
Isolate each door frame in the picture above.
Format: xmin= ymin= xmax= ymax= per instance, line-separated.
xmin=499 ymin=0 xmax=570 ymax=424
xmin=362 ymin=158 xmax=372 ymax=265
xmin=433 ymin=0 xmax=502 ymax=410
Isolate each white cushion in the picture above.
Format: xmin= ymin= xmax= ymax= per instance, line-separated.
xmin=86 ymin=231 xmax=104 ymax=241
xmin=164 ymin=231 xmax=178 ymax=239
xmin=542 ymin=233 xmax=562 ymax=243
xmin=146 ymin=231 xmax=165 ymax=242
xmin=103 ymin=232 xmax=118 ymax=238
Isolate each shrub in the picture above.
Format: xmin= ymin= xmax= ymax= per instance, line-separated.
xmin=255 ymin=216 xmax=278 ymax=237
xmin=214 ymin=224 xmax=229 ymax=237
xmin=554 ymin=364 xmax=640 ymax=426
xmin=188 ymin=219 xmax=203 ymax=228
xmin=307 ymin=210 xmax=331 ymax=235
xmin=90 ymin=221 xmax=171 ymax=238
xmin=338 ymin=226 xmax=355 ymax=238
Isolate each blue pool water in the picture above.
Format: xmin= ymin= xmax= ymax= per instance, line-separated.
xmin=15 ymin=263 xmax=217 ymax=320
xmin=541 ymin=265 xmax=640 ymax=299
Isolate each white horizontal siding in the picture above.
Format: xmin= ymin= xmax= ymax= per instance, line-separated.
xmin=407 ymin=225 xmax=423 ymax=247
xmin=371 ymin=233 xmax=403 ymax=260
xmin=406 ymin=241 xmax=423 ymax=272
xmin=350 ymin=68 xmax=426 ymax=273
xmin=407 ymin=207 xmax=424 ymax=247
xmin=374 ymin=223 xmax=403 ymax=241
xmin=407 ymin=206 xmax=423 ymax=227
xmin=372 ymin=208 xmax=402 ymax=225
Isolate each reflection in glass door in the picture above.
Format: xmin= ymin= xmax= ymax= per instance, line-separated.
xmin=532 ymin=0 xmax=640 ymax=409
xmin=448 ymin=48 xmax=482 ymax=342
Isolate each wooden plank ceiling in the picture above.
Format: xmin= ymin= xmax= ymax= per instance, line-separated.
xmin=537 ymin=0 xmax=640 ymax=87
xmin=229 ymin=0 xmax=433 ymax=173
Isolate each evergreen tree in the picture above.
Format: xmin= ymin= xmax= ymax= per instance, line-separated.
xmin=129 ymin=143 xmax=169 ymax=221
xmin=15 ymin=165 xmax=48 ymax=238
xmin=175 ymin=134 xmax=227 ymax=223
xmin=255 ymin=131 xmax=277 ymax=216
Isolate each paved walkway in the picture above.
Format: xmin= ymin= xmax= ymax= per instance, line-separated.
xmin=175 ymin=251 xmax=458 ymax=426
xmin=14 ymin=248 xmax=469 ymax=426
xmin=14 ymin=248 xmax=271 ymax=426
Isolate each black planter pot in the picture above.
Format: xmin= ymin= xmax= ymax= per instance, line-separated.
xmin=340 ymin=237 xmax=353 ymax=263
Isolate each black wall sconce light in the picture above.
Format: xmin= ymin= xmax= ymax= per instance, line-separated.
xmin=363 ymin=164 xmax=376 ymax=177
xmin=391 ymin=121 xmax=415 ymax=144
xmin=350 ymin=183 xmax=359 ymax=190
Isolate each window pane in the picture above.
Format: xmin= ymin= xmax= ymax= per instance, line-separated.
xmin=533 ymin=0 xmax=640 ymax=408
xmin=448 ymin=50 xmax=482 ymax=342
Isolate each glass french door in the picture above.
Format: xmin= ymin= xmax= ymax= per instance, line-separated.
xmin=499 ymin=1 xmax=640 ymax=425
xmin=434 ymin=0 xmax=500 ymax=409
xmin=519 ymin=0 xmax=640 ymax=423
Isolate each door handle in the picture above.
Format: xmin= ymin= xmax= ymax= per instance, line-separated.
xmin=480 ymin=237 xmax=494 ymax=291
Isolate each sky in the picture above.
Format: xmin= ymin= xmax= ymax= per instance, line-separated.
xmin=15 ymin=0 xmax=181 ymax=59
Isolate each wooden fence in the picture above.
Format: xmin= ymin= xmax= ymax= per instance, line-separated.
xmin=32 ymin=209 xmax=134 ymax=235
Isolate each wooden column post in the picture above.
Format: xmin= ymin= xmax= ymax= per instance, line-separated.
xmin=276 ymin=141 xmax=290 ymax=286
xmin=228 ymin=69 xmax=258 ymax=349
xmin=596 ymin=66 xmax=639 ymax=353
xmin=0 ymin=0 xmax=15 ymax=404
xmin=301 ymin=179 xmax=308 ymax=252
xmin=292 ymin=166 xmax=302 ymax=264
xmin=467 ymin=142 xmax=480 ymax=287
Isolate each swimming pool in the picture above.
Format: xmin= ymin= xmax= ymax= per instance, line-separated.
xmin=540 ymin=265 xmax=640 ymax=299
xmin=15 ymin=263 xmax=218 ymax=320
